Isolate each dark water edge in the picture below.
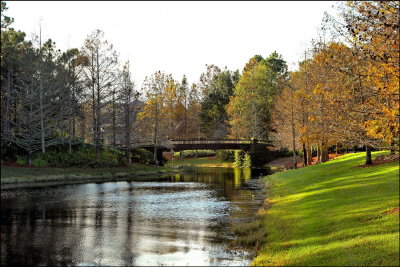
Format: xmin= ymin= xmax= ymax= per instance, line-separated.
xmin=1 ymin=167 xmax=276 ymax=266
xmin=0 ymin=171 xmax=182 ymax=190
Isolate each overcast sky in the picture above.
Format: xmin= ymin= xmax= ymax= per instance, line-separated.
xmin=6 ymin=1 xmax=337 ymax=89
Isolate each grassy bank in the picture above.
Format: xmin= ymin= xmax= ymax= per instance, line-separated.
xmin=1 ymin=163 xmax=177 ymax=189
xmin=166 ymin=156 xmax=233 ymax=167
xmin=1 ymin=156 xmax=231 ymax=188
xmin=253 ymin=151 xmax=399 ymax=266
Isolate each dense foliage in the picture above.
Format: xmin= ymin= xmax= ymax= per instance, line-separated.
xmin=271 ymin=1 xmax=399 ymax=166
xmin=173 ymin=150 xmax=215 ymax=158
xmin=1 ymin=2 xmax=398 ymax=167
xmin=215 ymin=150 xmax=235 ymax=162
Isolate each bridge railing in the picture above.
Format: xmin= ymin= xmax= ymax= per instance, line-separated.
xmin=118 ymin=139 xmax=272 ymax=149
xmin=168 ymin=139 xmax=272 ymax=145
xmin=169 ymin=139 xmax=245 ymax=144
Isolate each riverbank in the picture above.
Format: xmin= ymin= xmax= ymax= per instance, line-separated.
xmin=1 ymin=161 xmax=266 ymax=266
xmin=166 ymin=156 xmax=233 ymax=167
xmin=1 ymin=164 xmax=179 ymax=189
xmin=1 ymin=156 xmax=233 ymax=189
xmin=264 ymin=153 xmax=344 ymax=169
xmin=253 ymin=151 xmax=399 ymax=266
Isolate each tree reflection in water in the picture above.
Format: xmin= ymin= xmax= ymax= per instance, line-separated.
xmin=1 ymin=167 xmax=274 ymax=266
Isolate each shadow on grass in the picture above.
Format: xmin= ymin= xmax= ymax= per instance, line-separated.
xmin=253 ymin=152 xmax=399 ymax=266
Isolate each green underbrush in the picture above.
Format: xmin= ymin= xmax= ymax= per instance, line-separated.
xmin=173 ymin=150 xmax=215 ymax=158
xmin=1 ymin=163 xmax=176 ymax=188
xmin=166 ymin=156 xmax=233 ymax=167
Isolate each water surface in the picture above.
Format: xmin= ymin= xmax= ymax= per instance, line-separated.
xmin=1 ymin=167 xmax=273 ymax=266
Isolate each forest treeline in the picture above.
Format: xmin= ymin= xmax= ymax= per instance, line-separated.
xmin=274 ymin=1 xmax=399 ymax=165
xmin=1 ymin=1 xmax=398 ymax=166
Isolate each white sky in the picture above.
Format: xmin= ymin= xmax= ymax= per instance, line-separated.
xmin=6 ymin=1 xmax=337 ymax=90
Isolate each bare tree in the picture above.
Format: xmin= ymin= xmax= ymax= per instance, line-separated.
xmin=10 ymin=39 xmax=66 ymax=164
xmin=59 ymin=48 xmax=87 ymax=153
xmin=81 ymin=29 xmax=119 ymax=156
xmin=119 ymin=61 xmax=139 ymax=163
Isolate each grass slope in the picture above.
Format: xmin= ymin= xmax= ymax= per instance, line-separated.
xmin=253 ymin=151 xmax=399 ymax=266
xmin=165 ymin=156 xmax=233 ymax=167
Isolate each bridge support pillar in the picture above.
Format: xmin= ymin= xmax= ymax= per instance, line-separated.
xmin=180 ymin=151 xmax=184 ymax=160
xmin=251 ymin=138 xmax=257 ymax=153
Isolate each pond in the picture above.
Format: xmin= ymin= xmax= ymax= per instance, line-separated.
xmin=1 ymin=167 xmax=276 ymax=266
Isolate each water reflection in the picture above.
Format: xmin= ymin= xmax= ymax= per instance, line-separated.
xmin=1 ymin=167 xmax=273 ymax=266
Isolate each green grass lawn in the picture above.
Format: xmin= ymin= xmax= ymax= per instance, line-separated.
xmin=253 ymin=151 xmax=399 ymax=266
xmin=1 ymin=163 xmax=174 ymax=184
xmin=1 ymin=156 xmax=232 ymax=185
xmin=165 ymin=156 xmax=233 ymax=167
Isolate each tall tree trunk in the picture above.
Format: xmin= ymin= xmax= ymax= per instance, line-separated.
xmin=91 ymin=52 xmax=97 ymax=154
xmin=28 ymin=100 xmax=34 ymax=166
xmin=125 ymin=148 xmax=131 ymax=164
xmin=96 ymin=48 xmax=101 ymax=156
xmin=290 ymin=91 xmax=297 ymax=169
xmin=39 ymin=78 xmax=45 ymax=153
xmin=390 ymin=141 xmax=395 ymax=155
xmin=96 ymin=101 xmax=101 ymax=153
xmin=68 ymin=115 xmax=72 ymax=153
xmin=320 ymin=141 xmax=328 ymax=163
xmin=39 ymin=26 xmax=45 ymax=153
xmin=322 ymin=148 xmax=328 ymax=162
xmin=320 ymin=144 xmax=324 ymax=163
xmin=184 ymin=98 xmax=187 ymax=139
xmin=365 ymin=145 xmax=372 ymax=165
xmin=125 ymin=82 xmax=132 ymax=164
xmin=28 ymin=150 xmax=32 ymax=166
xmin=68 ymin=121 xmax=72 ymax=153
xmin=112 ymin=90 xmax=116 ymax=147
xmin=4 ymin=68 xmax=12 ymax=143
xmin=125 ymin=98 xmax=131 ymax=163
xmin=72 ymin=68 xmax=76 ymax=139
xmin=13 ymin=100 xmax=17 ymax=131
xmin=307 ymin=145 xmax=312 ymax=165
xmin=302 ymin=142 xmax=307 ymax=166
xmin=125 ymin=103 xmax=131 ymax=164
xmin=252 ymin=102 xmax=256 ymax=138
xmin=92 ymin=83 xmax=97 ymax=153
xmin=68 ymin=68 xmax=73 ymax=154
xmin=153 ymin=99 xmax=159 ymax=166
xmin=153 ymin=136 xmax=158 ymax=166
xmin=325 ymin=148 xmax=329 ymax=162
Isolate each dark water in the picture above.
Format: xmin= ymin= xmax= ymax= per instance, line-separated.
xmin=1 ymin=167 xmax=274 ymax=266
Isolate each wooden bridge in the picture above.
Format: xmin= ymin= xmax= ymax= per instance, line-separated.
xmin=121 ymin=138 xmax=273 ymax=152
